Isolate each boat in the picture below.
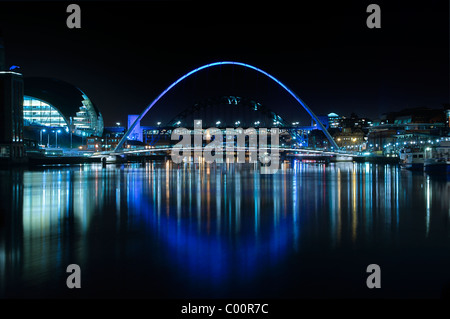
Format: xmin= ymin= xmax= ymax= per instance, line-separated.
xmin=424 ymin=141 xmax=450 ymax=174
xmin=399 ymin=147 xmax=425 ymax=170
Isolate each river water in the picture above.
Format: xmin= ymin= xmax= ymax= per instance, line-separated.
xmin=1 ymin=161 xmax=449 ymax=298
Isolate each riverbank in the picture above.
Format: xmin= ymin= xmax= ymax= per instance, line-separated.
xmin=352 ymin=155 xmax=400 ymax=164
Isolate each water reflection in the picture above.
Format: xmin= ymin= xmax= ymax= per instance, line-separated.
xmin=0 ymin=162 xmax=449 ymax=298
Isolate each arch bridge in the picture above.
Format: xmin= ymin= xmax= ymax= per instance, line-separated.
xmin=113 ymin=61 xmax=339 ymax=152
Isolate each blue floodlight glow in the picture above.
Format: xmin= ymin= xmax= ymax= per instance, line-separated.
xmin=115 ymin=61 xmax=339 ymax=151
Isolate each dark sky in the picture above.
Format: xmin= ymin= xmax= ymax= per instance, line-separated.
xmin=0 ymin=0 xmax=448 ymax=126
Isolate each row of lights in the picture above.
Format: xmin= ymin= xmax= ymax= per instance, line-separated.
xmin=336 ymin=137 xmax=359 ymax=142
xmin=39 ymin=128 xmax=62 ymax=147
xmin=112 ymin=120 xmax=299 ymax=128
xmin=383 ymin=137 xmax=449 ymax=148
xmin=172 ymin=120 xmax=272 ymax=127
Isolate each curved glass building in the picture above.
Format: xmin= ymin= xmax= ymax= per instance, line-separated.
xmin=23 ymin=77 xmax=103 ymax=137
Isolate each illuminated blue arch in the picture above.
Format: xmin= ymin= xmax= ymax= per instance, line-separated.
xmin=115 ymin=61 xmax=338 ymax=151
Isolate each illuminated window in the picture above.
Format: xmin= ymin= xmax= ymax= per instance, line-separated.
xmin=23 ymin=96 xmax=67 ymax=128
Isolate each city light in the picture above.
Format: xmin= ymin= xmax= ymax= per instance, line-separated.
xmin=40 ymin=129 xmax=46 ymax=145
xmin=54 ymin=129 xmax=61 ymax=148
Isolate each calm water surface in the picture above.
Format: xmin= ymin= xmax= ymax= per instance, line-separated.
xmin=1 ymin=161 xmax=450 ymax=298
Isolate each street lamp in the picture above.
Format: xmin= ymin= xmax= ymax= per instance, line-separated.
xmin=40 ymin=129 xmax=46 ymax=146
xmin=56 ymin=129 xmax=61 ymax=148
xmin=116 ymin=122 xmax=121 ymax=126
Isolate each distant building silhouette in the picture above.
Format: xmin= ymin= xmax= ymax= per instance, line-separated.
xmin=0 ymin=71 xmax=25 ymax=162
xmin=374 ymin=106 xmax=446 ymax=125
xmin=0 ymin=32 xmax=5 ymax=71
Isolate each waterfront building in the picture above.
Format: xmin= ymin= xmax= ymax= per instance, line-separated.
xmin=0 ymin=71 xmax=25 ymax=160
xmin=327 ymin=112 xmax=340 ymax=128
xmin=23 ymin=77 xmax=104 ymax=138
xmin=334 ymin=127 xmax=365 ymax=150
xmin=0 ymin=35 xmax=5 ymax=71
xmin=127 ymin=114 xmax=143 ymax=142
xmin=368 ymin=107 xmax=449 ymax=153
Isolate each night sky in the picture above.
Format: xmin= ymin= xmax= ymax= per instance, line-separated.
xmin=0 ymin=0 xmax=448 ymax=126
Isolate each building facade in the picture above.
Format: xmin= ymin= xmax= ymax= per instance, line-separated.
xmin=0 ymin=71 xmax=25 ymax=160
xmin=0 ymin=36 xmax=5 ymax=72
xmin=334 ymin=128 xmax=365 ymax=150
xmin=327 ymin=113 xmax=341 ymax=129
xmin=23 ymin=77 xmax=104 ymax=138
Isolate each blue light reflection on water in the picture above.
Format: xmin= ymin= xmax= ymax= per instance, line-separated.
xmin=125 ymin=162 xmax=292 ymax=286
xmin=0 ymin=161 xmax=450 ymax=298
